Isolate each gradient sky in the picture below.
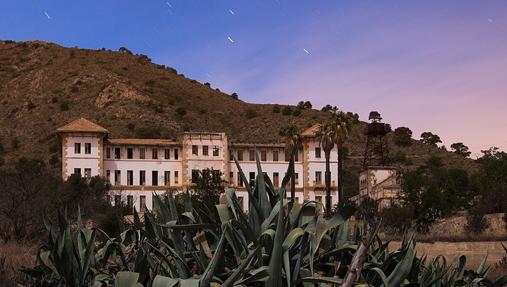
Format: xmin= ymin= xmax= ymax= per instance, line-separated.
xmin=1 ymin=1 xmax=506 ymax=156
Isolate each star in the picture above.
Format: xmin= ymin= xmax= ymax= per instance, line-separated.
xmin=488 ymin=18 xmax=494 ymax=23
xmin=303 ymin=48 xmax=310 ymax=55
xmin=43 ymin=11 xmax=51 ymax=20
xmin=228 ymin=36 xmax=235 ymax=43
xmin=229 ymin=9 xmax=235 ymax=15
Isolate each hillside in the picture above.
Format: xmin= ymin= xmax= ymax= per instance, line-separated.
xmin=0 ymin=40 xmax=478 ymax=193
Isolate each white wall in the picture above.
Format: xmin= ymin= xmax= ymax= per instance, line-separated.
xmin=64 ymin=134 xmax=101 ymax=179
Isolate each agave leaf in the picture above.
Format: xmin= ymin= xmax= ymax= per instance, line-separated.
xmin=386 ymin=240 xmax=415 ymax=287
xmin=476 ymin=252 xmax=489 ymax=276
xmin=114 ymin=271 xmax=139 ymax=287
xmin=222 ymin=246 xmax=260 ymax=287
xmin=179 ymin=278 xmax=200 ymax=287
xmin=266 ymin=192 xmax=285 ymax=287
xmin=233 ymin=154 xmax=262 ymax=218
xmin=79 ymin=229 xmax=96 ymax=285
xmin=295 ymin=276 xmax=343 ymax=285
xmin=255 ymin=151 xmax=272 ymax=220
xmin=236 ymin=266 xmax=270 ymax=285
xmin=200 ymin=224 xmax=229 ymax=287
xmin=310 ymin=214 xmax=344 ymax=264
xmin=152 ymin=275 xmax=179 ymax=287
xmin=369 ymin=267 xmax=390 ymax=287
xmin=282 ymin=227 xmax=305 ymax=286
xmin=216 ymin=204 xmax=231 ymax=224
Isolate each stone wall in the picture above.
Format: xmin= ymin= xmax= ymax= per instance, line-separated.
xmin=428 ymin=213 xmax=506 ymax=239
xmin=389 ymin=241 xmax=506 ymax=269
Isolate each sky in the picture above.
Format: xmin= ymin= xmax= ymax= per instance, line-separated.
xmin=1 ymin=1 xmax=506 ymax=156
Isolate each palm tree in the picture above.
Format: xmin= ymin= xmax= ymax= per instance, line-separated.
xmin=279 ymin=124 xmax=302 ymax=204
xmin=332 ymin=111 xmax=352 ymax=205
xmin=315 ymin=122 xmax=336 ymax=217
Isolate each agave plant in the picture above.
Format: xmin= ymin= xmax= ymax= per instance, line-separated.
xmin=22 ymin=153 xmax=507 ymax=286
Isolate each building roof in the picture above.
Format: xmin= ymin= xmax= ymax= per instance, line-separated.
xmin=231 ymin=142 xmax=286 ymax=148
xmin=302 ymin=124 xmax=321 ymax=137
xmin=56 ymin=118 xmax=109 ymax=133
xmin=107 ymin=138 xmax=180 ymax=146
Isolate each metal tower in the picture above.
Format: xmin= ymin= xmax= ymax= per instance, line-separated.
xmin=362 ymin=111 xmax=390 ymax=169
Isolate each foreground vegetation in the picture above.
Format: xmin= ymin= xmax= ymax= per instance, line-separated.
xmin=12 ymin=158 xmax=506 ymax=286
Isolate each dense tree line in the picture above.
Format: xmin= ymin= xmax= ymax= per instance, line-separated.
xmin=381 ymin=147 xmax=507 ymax=233
xmin=0 ymin=158 xmax=119 ymax=242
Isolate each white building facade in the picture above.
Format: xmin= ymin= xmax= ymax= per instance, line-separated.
xmin=58 ymin=118 xmax=340 ymax=211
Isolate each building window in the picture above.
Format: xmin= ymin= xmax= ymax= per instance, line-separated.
xmin=114 ymin=147 xmax=121 ymax=159
xmin=315 ymin=171 xmax=322 ymax=184
xmin=203 ymin=145 xmax=209 ymax=156
xmin=152 ymin=148 xmax=158 ymax=159
xmin=127 ymin=195 xmax=134 ymax=211
xmin=315 ymin=147 xmax=321 ymax=158
xmin=140 ymin=170 xmax=146 ymax=186
xmin=74 ymin=143 xmax=81 ymax=154
xmin=114 ymin=195 xmax=121 ymax=206
xmin=249 ymin=150 xmax=255 ymax=161
xmin=84 ymin=168 xmax=91 ymax=178
xmin=84 ymin=143 xmax=91 ymax=154
xmin=213 ymin=146 xmax=219 ymax=156
xmin=273 ymin=150 xmax=278 ymax=162
xmin=174 ymin=148 xmax=179 ymax=159
xmin=192 ymin=145 xmax=198 ymax=155
xmin=164 ymin=171 xmax=170 ymax=186
xmin=74 ymin=168 xmax=81 ymax=175
xmin=115 ymin=170 xmax=121 ymax=185
xmin=261 ymin=150 xmax=267 ymax=161
xmin=192 ymin=169 xmax=199 ymax=183
xmin=139 ymin=147 xmax=146 ymax=159
xmin=174 ymin=171 xmax=179 ymax=184
xmin=295 ymin=151 xmax=299 ymax=162
xmin=164 ymin=148 xmax=170 ymax=159
xmin=295 ymin=173 xmax=299 ymax=185
xmin=229 ymin=172 xmax=234 ymax=185
xmin=106 ymin=170 xmax=111 ymax=183
xmin=125 ymin=148 xmax=132 ymax=159
xmin=127 ymin=170 xmax=133 ymax=185
xmin=285 ymin=150 xmax=290 ymax=162
xmin=273 ymin=172 xmax=279 ymax=187
xmin=140 ymin=196 xmax=146 ymax=212
xmin=237 ymin=150 xmax=243 ymax=161
xmin=106 ymin=147 xmax=111 ymax=159
xmin=238 ymin=172 xmax=244 ymax=187
xmin=249 ymin=172 xmax=255 ymax=185
xmin=152 ymin=171 xmax=158 ymax=186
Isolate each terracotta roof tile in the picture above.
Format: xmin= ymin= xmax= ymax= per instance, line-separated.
xmin=302 ymin=124 xmax=321 ymax=137
xmin=57 ymin=118 xmax=108 ymax=133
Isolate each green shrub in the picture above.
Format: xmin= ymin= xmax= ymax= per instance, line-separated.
xmin=127 ymin=122 xmax=135 ymax=131
xmin=136 ymin=126 xmax=162 ymax=138
xmin=393 ymin=127 xmax=412 ymax=146
xmin=59 ymin=101 xmax=69 ymax=111
xmin=175 ymin=107 xmax=186 ymax=117
xmin=465 ymin=208 xmax=489 ymax=233
xmin=281 ymin=106 xmax=292 ymax=115
xmin=11 ymin=138 xmax=19 ymax=150
xmin=27 ymin=101 xmax=36 ymax=110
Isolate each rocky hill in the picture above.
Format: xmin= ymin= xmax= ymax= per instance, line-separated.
xmin=0 ymin=40 xmax=477 ymax=193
